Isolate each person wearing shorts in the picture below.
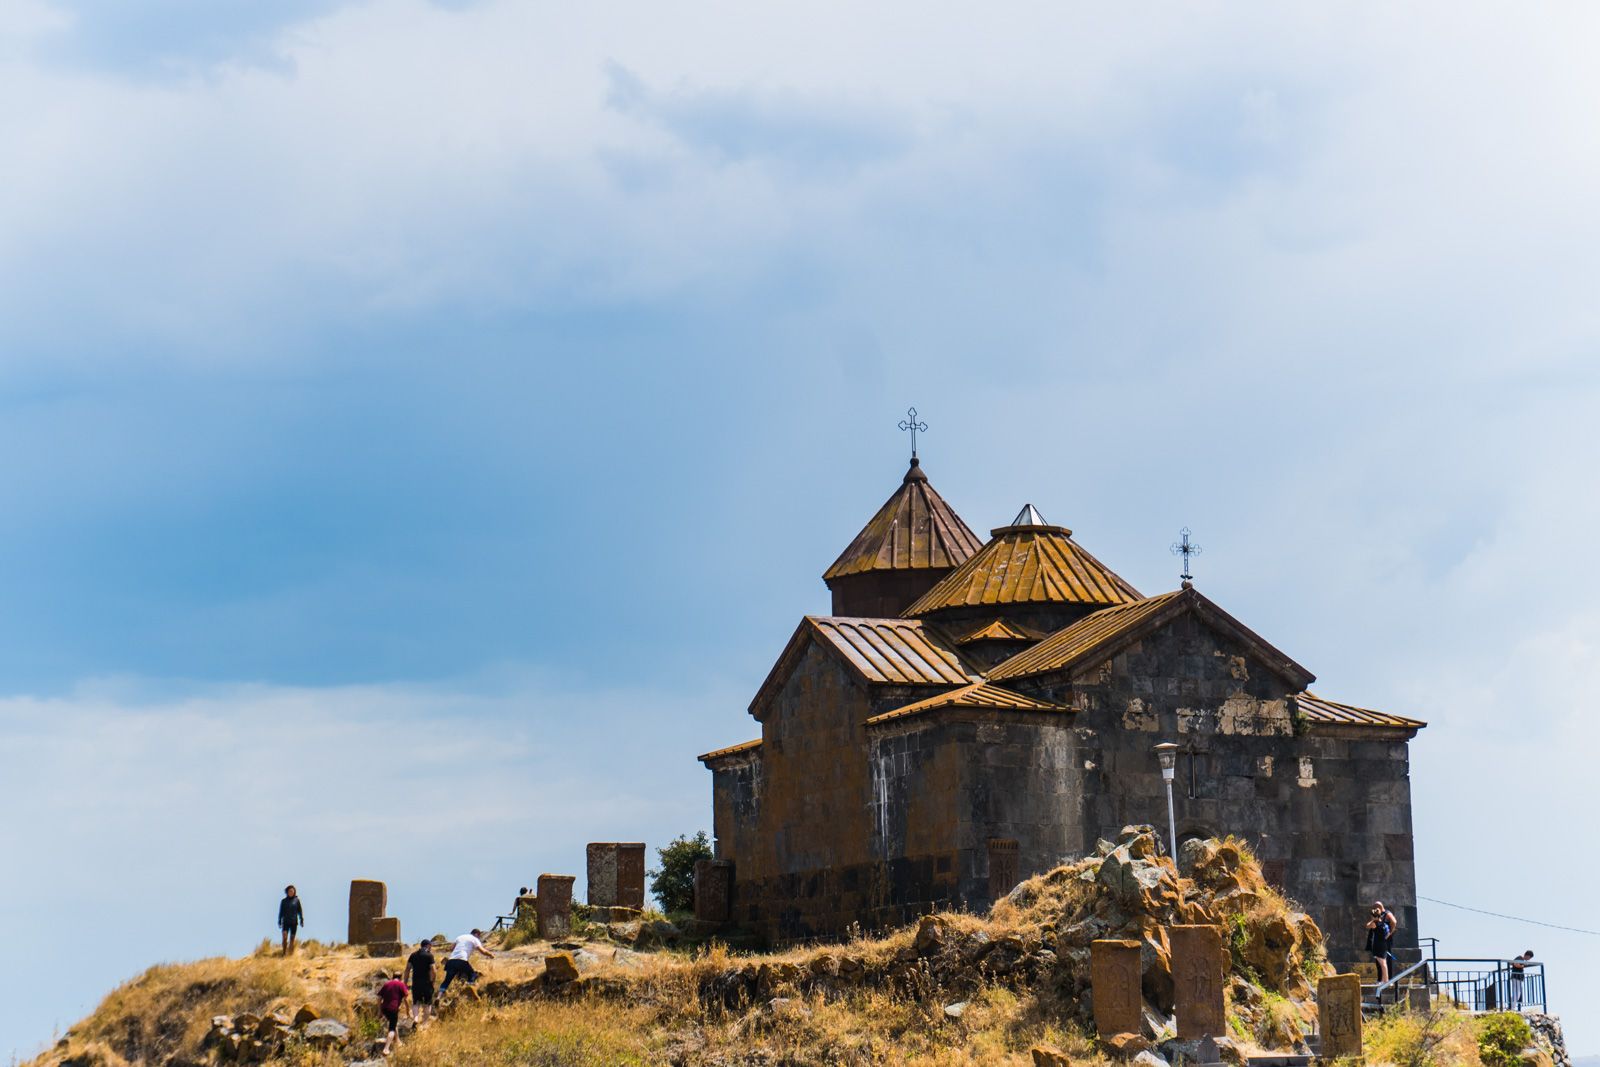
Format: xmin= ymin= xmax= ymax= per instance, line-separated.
xmin=405 ymin=940 xmax=437 ymax=1025
xmin=378 ymin=976 xmax=409 ymax=1054
xmin=439 ymin=929 xmax=495 ymax=1000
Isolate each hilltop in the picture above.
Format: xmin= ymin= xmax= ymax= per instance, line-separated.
xmin=25 ymin=830 xmax=1561 ymax=1067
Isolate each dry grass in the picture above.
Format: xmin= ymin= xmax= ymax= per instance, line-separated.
xmin=1364 ymin=1008 xmax=1487 ymax=1067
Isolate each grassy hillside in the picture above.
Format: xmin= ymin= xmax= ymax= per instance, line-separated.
xmin=30 ymin=830 xmax=1540 ymax=1067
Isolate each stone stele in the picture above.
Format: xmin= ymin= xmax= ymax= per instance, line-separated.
xmin=347 ymin=880 xmax=386 ymax=946
xmin=1170 ymin=924 xmax=1227 ymax=1039
xmin=694 ymin=859 xmax=734 ymax=922
xmin=586 ymin=842 xmax=647 ymax=909
xmin=1318 ymin=973 xmax=1364 ymax=1059
xmin=536 ymin=874 xmax=576 ymax=938
xmin=1090 ymin=939 xmax=1143 ymax=1037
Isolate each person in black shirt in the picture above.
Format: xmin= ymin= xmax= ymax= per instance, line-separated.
xmin=405 ymin=940 xmax=437 ymax=1025
xmin=1509 ymin=950 xmax=1534 ymax=1011
xmin=278 ymin=885 xmax=305 ymax=956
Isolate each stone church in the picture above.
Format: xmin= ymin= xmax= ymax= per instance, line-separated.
xmin=700 ymin=454 xmax=1424 ymax=963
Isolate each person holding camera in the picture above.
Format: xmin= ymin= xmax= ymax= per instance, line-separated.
xmin=1364 ymin=902 xmax=1396 ymax=983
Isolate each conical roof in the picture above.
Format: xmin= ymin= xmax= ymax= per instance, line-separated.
xmin=902 ymin=508 xmax=1141 ymax=615
xmin=823 ymin=458 xmax=983 ymax=580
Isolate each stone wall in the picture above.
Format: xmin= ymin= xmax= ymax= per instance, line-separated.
xmin=1014 ymin=611 xmax=1418 ymax=964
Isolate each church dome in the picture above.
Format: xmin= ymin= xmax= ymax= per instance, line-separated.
xmin=822 ymin=457 xmax=983 ymax=617
xmin=901 ymin=505 xmax=1140 ymax=621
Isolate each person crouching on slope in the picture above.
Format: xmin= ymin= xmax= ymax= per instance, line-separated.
xmin=405 ymin=939 xmax=437 ymax=1025
xmin=438 ymin=928 xmax=495 ymax=1000
xmin=377 ymin=974 xmax=410 ymax=1056
xmin=278 ymin=885 xmax=304 ymax=956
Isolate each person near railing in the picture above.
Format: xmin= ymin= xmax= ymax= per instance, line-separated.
xmin=1365 ymin=903 xmax=1396 ymax=983
xmin=1509 ymin=949 xmax=1534 ymax=1011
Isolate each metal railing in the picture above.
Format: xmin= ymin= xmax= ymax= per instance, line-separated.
xmin=1365 ymin=940 xmax=1547 ymax=1016
xmin=1430 ymin=958 xmax=1546 ymax=1014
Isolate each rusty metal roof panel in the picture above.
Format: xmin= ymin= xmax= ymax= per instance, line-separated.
xmin=866 ymin=681 xmax=1069 ymax=725
xmin=823 ymin=458 xmax=983 ymax=581
xmin=1296 ymin=692 xmax=1426 ymax=730
xmin=698 ymin=738 xmax=763 ymax=763
xmin=945 ymin=617 xmax=1050 ymax=645
xmin=809 ymin=617 xmax=977 ymax=686
xmin=902 ymin=523 xmax=1141 ymax=615
xmin=987 ymin=591 xmax=1181 ymax=681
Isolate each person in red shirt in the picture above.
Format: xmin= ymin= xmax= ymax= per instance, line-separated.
xmin=377 ymin=976 xmax=410 ymax=1055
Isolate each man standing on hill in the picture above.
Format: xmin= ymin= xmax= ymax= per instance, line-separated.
xmin=1509 ymin=950 xmax=1535 ymax=1010
xmin=438 ymin=928 xmax=495 ymax=1000
xmin=405 ymin=939 xmax=437 ymax=1025
xmin=278 ymin=885 xmax=304 ymax=956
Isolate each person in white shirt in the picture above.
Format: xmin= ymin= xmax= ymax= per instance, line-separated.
xmin=439 ymin=928 xmax=495 ymax=999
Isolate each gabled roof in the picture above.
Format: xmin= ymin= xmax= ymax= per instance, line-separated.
xmin=903 ymin=514 xmax=1141 ymax=616
xmin=987 ymin=585 xmax=1316 ymax=689
xmin=1296 ymin=692 xmax=1426 ymax=731
xmin=750 ymin=616 xmax=977 ymax=716
xmin=823 ymin=458 xmax=983 ymax=581
xmin=945 ymin=617 xmax=1050 ymax=645
xmin=698 ymin=738 xmax=763 ymax=763
xmin=865 ymin=681 xmax=1069 ymax=725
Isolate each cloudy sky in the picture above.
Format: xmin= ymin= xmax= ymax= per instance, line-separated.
xmin=5 ymin=0 xmax=1600 ymax=1058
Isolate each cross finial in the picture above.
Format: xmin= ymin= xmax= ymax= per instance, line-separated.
xmin=1170 ymin=527 xmax=1202 ymax=583
xmin=898 ymin=407 xmax=928 ymax=458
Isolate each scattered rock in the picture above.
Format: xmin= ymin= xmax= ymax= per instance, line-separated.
xmin=913 ymin=915 xmax=946 ymax=955
xmin=1031 ymin=1044 xmax=1072 ymax=1067
xmin=1105 ymin=1031 xmax=1155 ymax=1058
xmin=943 ymin=1000 xmax=969 ymax=1020
xmin=301 ymin=1018 xmax=349 ymax=1045
xmin=543 ymin=951 xmax=580 ymax=984
xmin=291 ymin=1003 xmax=319 ymax=1027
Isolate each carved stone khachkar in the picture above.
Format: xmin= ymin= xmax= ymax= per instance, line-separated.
xmin=587 ymin=842 xmax=647 ymax=910
xmin=694 ymin=859 xmax=734 ymax=922
xmin=1090 ymin=939 xmax=1143 ymax=1036
xmin=1170 ymin=924 xmax=1227 ymax=1038
xmin=1318 ymin=973 xmax=1364 ymax=1059
xmin=536 ymin=874 xmax=576 ymax=938
xmin=347 ymin=879 xmax=387 ymax=945
xmin=368 ymin=916 xmax=404 ymax=957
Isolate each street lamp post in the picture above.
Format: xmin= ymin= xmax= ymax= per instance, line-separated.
xmin=1153 ymin=742 xmax=1179 ymax=860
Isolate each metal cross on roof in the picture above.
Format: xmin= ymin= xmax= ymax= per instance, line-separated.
xmin=1170 ymin=527 xmax=1202 ymax=582
xmin=898 ymin=406 xmax=928 ymax=458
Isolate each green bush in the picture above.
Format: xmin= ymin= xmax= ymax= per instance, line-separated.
xmin=1476 ymin=1012 xmax=1534 ymax=1067
xmin=649 ymin=831 xmax=713 ymax=913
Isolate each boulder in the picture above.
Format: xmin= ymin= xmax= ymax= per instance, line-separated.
xmin=301 ymin=1018 xmax=349 ymax=1045
xmin=1105 ymin=1032 xmax=1155 ymax=1058
xmin=543 ymin=951 xmax=580 ymax=984
xmin=291 ymin=1003 xmax=319 ymax=1027
xmin=1031 ymin=1045 xmax=1072 ymax=1067
xmin=913 ymin=915 xmax=946 ymax=955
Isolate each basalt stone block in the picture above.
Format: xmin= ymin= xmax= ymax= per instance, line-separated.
xmin=587 ymin=843 xmax=647 ymax=909
xmin=1318 ymin=974 xmax=1363 ymax=1059
xmin=347 ymin=880 xmax=386 ymax=945
xmin=1090 ymin=939 xmax=1143 ymax=1036
xmin=695 ymin=859 xmax=734 ymax=922
xmin=536 ymin=874 xmax=576 ymax=938
xmin=1170 ymin=925 xmax=1226 ymax=1039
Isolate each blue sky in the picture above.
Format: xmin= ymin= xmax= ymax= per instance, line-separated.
xmin=5 ymin=0 xmax=1600 ymax=1058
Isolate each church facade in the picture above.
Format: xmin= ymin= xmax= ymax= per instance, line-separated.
xmin=700 ymin=455 xmax=1424 ymax=964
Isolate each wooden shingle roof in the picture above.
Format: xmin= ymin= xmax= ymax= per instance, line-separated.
xmin=865 ymin=681 xmax=1068 ymax=725
xmin=823 ymin=458 xmax=983 ymax=580
xmin=1296 ymin=692 xmax=1426 ymax=731
xmin=903 ymin=514 xmax=1141 ymax=616
xmin=749 ymin=616 xmax=977 ymax=717
xmin=987 ymin=585 xmax=1315 ymax=689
